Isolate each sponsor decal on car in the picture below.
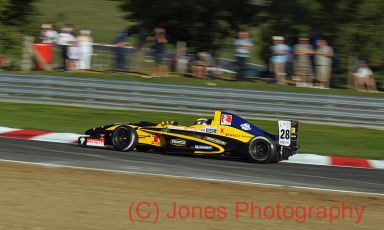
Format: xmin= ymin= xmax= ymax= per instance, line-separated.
xmin=219 ymin=128 xmax=225 ymax=134
xmin=220 ymin=114 xmax=232 ymax=125
xmin=194 ymin=145 xmax=213 ymax=150
xmin=168 ymin=126 xmax=185 ymax=130
xmin=170 ymin=139 xmax=187 ymax=146
xmin=225 ymin=133 xmax=252 ymax=138
xmin=240 ymin=123 xmax=251 ymax=131
xmin=197 ymin=128 xmax=206 ymax=133
xmin=152 ymin=135 xmax=159 ymax=145
xmin=86 ymin=138 xmax=104 ymax=147
xmin=205 ymin=126 xmax=217 ymax=134
xmin=204 ymin=136 xmax=227 ymax=145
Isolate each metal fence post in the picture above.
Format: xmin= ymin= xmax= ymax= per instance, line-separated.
xmin=20 ymin=36 xmax=34 ymax=71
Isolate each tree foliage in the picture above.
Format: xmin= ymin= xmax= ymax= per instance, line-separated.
xmin=120 ymin=0 xmax=383 ymax=67
xmin=0 ymin=0 xmax=39 ymax=57
xmin=120 ymin=0 xmax=260 ymax=52
xmin=260 ymin=0 xmax=384 ymax=67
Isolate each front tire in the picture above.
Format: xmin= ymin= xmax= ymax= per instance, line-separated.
xmin=247 ymin=136 xmax=277 ymax=163
xmin=112 ymin=126 xmax=138 ymax=151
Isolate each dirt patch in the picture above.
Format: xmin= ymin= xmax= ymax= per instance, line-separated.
xmin=0 ymin=162 xmax=382 ymax=230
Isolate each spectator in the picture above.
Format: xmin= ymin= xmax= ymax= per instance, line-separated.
xmin=76 ymin=29 xmax=93 ymax=70
xmin=40 ymin=24 xmax=57 ymax=44
xmin=315 ymin=39 xmax=333 ymax=89
xmin=113 ymin=31 xmax=129 ymax=70
xmin=294 ymin=37 xmax=313 ymax=86
xmin=56 ymin=25 xmax=75 ymax=71
xmin=354 ymin=61 xmax=377 ymax=92
xmin=147 ymin=26 xmax=168 ymax=76
xmin=234 ymin=31 xmax=253 ymax=81
xmin=309 ymin=32 xmax=322 ymax=51
xmin=191 ymin=52 xmax=216 ymax=79
xmin=67 ymin=40 xmax=79 ymax=71
xmin=271 ymin=36 xmax=290 ymax=84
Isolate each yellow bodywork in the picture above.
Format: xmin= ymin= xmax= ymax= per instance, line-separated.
xmin=106 ymin=111 xmax=254 ymax=155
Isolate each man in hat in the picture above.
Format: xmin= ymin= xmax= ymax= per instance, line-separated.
xmin=56 ymin=25 xmax=75 ymax=71
xmin=271 ymin=36 xmax=290 ymax=84
xmin=40 ymin=24 xmax=57 ymax=44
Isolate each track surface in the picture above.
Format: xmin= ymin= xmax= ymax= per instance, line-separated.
xmin=1 ymin=137 xmax=383 ymax=194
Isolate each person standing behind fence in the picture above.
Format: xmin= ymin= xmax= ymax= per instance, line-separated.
xmin=147 ymin=27 xmax=168 ymax=76
xmin=315 ymin=39 xmax=333 ymax=89
xmin=234 ymin=31 xmax=253 ymax=81
xmin=56 ymin=26 xmax=75 ymax=71
xmin=354 ymin=61 xmax=377 ymax=92
xmin=76 ymin=29 xmax=93 ymax=70
xmin=294 ymin=37 xmax=313 ymax=87
xmin=113 ymin=31 xmax=129 ymax=70
xmin=67 ymin=40 xmax=79 ymax=71
xmin=271 ymin=36 xmax=290 ymax=84
xmin=40 ymin=24 xmax=57 ymax=44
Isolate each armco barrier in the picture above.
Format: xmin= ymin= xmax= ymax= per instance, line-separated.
xmin=0 ymin=74 xmax=383 ymax=129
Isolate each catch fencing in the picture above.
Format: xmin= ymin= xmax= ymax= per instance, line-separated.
xmin=49 ymin=44 xmax=266 ymax=77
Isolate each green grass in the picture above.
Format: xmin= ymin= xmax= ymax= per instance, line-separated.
xmin=36 ymin=0 xmax=130 ymax=43
xmin=1 ymin=102 xmax=383 ymax=159
xmin=12 ymin=71 xmax=384 ymax=98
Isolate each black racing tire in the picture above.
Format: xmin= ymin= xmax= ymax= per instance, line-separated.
xmin=111 ymin=126 xmax=138 ymax=151
xmin=247 ymin=136 xmax=277 ymax=163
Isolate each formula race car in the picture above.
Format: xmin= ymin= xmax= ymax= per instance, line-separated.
xmin=78 ymin=111 xmax=299 ymax=163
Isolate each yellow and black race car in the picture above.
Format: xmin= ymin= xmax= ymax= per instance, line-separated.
xmin=78 ymin=111 xmax=299 ymax=163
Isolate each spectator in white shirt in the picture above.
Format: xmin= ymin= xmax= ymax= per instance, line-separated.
xmin=271 ymin=36 xmax=290 ymax=84
xmin=76 ymin=29 xmax=93 ymax=70
xmin=40 ymin=24 xmax=57 ymax=44
xmin=56 ymin=25 xmax=75 ymax=71
xmin=354 ymin=62 xmax=377 ymax=92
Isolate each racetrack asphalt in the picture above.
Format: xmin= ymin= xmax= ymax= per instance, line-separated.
xmin=1 ymin=137 xmax=383 ymax=194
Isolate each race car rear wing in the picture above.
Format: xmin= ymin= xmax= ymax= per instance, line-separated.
xmin=278 ymin=120 xmax=299 ymax=148
xmin=278 ymin=120 xmax=299 ymax=160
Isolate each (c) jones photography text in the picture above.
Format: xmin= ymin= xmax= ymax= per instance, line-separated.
xmin=128 ymin=200 xmax=365 ymax=224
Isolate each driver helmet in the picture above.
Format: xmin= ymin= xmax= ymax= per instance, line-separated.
xmin=195 ymin=118 xmax=208 ymax=125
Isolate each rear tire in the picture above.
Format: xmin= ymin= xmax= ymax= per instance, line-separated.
xmin=112 ymin=126 xmax=138 ymax=151
xmin=247 ymin=136 xmax=277 ymax=163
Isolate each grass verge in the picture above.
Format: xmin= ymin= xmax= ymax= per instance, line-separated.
xmin=1 ymin=102 xmax=383 ymax=159
xmin=36 ymin=0 xmax=129 ymax=43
